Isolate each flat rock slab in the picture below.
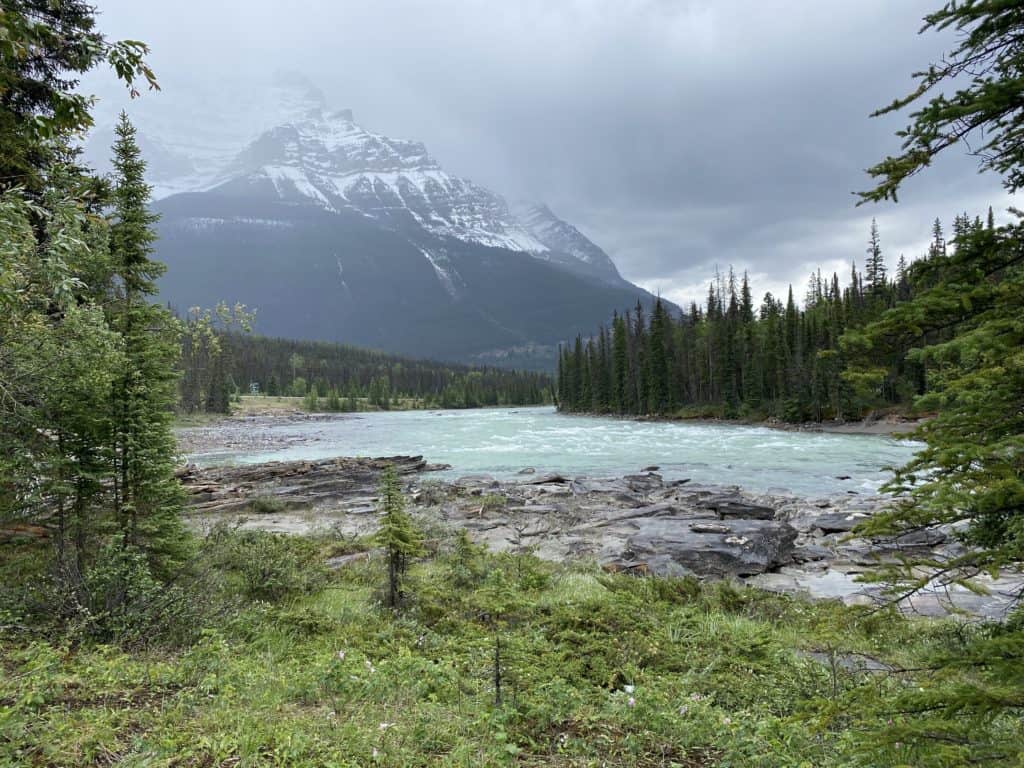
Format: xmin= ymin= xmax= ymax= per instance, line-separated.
xmin=178 ymin=453 xmax=1017 ymax=621
xmin=750 ymin=567 xmax=1024 ymax=622
xmin=813 ymin=510 xmax=874 ymax=533
xmin=180 ymin=455 xmax=443 ymax=519
xmin=608 ymin=517 xmax=798 ymax=578
xmin=699 ymin=496 xmax=776 ymax=520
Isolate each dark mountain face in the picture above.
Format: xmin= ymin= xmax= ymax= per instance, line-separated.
xmin=156 ymin=191 xmax=657 ymax=369
xmin=151 ymin=84 xmax=671 ymax=369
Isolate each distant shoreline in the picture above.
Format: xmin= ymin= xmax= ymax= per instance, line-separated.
xmin=574 ymin=410 xmax=928 ymax=437
xmin=667 ymin=415 xmax=924 ymax=437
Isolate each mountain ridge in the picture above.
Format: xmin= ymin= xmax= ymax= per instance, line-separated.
xmin=90 ymin=72 xmax=673 ymax=368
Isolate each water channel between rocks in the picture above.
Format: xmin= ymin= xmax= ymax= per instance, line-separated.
xmin=180 ymin=406 xmax=920 ymax=498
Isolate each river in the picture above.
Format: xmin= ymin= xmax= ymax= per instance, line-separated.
xmin=184 ymin=406 xmax=920 ymax=498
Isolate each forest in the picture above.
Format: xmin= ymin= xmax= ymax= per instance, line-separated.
xmin=557 ymin=214 xmax=998 ymax=422
xmin=178 ymin=331 xmax=553 ymax=413
xmin=1 ymin=1 xmax=1022 ymax=766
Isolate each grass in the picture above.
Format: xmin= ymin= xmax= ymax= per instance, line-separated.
xmin=235 ymin=395 xmax=431 ymax=415
xmin=0 ymin=530 xmax=1017 ymax=767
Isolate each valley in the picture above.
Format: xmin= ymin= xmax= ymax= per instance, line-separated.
xmin=4 ymin=3 xmax=1023 ymax=766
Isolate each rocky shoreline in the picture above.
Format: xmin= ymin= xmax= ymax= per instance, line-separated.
xmin=621 ymin=411 xmax=925 ymax=436
xmin=178 ymin=455 xmax=1021 ymax=621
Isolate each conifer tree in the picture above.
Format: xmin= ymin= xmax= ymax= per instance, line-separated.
xmin=929 ymin=218 xmax=946 ymax=260
xmin=647 ymin=298 xmax=671 ymax=414
xmin=611 ymin=312 xmax=629 ymax=413
xmin=844 ymin=3 xmax=1024 ymax=761
xmin=374 ymin=464 xmax=423 ymax=610
xmin=108 ymin=113 xmax=185 ymax=566
xmin=865 ymin=219 xmax=887 ymax=292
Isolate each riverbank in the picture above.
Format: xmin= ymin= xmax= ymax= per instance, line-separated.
xmin=684 ymin=414 xmax=924 ymax=436
xmin=626 ymin=410 xmax=926 ymax=436
xmin=173 ymin=394 xmax=434 ymax=426
xmin=6 ymin=456 xmax=1020 ymax=766
xmin=176 ymin=454 xmax=1021 ymax=621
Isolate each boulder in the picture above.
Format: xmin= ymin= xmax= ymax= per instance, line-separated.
xmin=608 ymin=517 xmax=798 ymax=578
xmin=623 ymin=473 xmax=664 ymax=494
xmin=813 ymin=509 xmax=873 ymax=533
xmin=521 ymin=473 xmax=569 ymax=485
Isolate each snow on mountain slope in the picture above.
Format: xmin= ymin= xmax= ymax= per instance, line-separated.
xmin=217 ymin=108 xmax=550 ymax=255
xmin=87 ymin=70 xmax=637 ymax=291
xmin=512 ymin=202 xmax=623 ymax=284
xmin=84 ymin=71 xmax=329 ymax=198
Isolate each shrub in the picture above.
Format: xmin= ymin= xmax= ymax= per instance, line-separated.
xmin=38 ymin=542 xmax=220 ymax=648
xmin=214 ymin=529 xmax=326 ymax=602
xmin=250 ymin=495 xmax=286 ymax=514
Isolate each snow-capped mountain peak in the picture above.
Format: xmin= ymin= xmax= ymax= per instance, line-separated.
xmin=512 ymin=201 xmax=623 ymax=284
xmin=218 ymin=107 xmax=552 ymax=254
xmin=87 ymin=71 xmax=629 ymax=288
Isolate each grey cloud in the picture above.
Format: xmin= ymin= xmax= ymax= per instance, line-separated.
xmin=87 ymin=0 xmax=1015 ymax=306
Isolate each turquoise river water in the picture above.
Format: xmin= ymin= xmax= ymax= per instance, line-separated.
xmin=191 ymin=406 xmax=921 ymax=498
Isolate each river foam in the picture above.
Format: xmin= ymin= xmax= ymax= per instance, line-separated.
xmin=184 ymin=406 xmax=921 ymax=498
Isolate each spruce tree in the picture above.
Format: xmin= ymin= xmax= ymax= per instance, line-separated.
xmin=846 ymin=3 xmax=1024 ymax=761
xmin=865 ymin=219 xmax=887 ymax=292
xmin=374 ymin=464 xmax=423 ymax=610
xmin=611 ymin=313 xmax=629 ymax=413
xmin=647 ymin=298 xmax=671 ymax=414
xmin=929 ymin=218 xmax=946 ymax=260
xmin=108 ymin=113 xmax=185 ymax=567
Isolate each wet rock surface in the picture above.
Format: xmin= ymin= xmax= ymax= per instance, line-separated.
xmin=178 ymin=457 xmax=1022 ymax=620
xmin=179 ymin=455 xmax=447 ymax=527
xmin=612 ymin=518 xmax=798 ymax=578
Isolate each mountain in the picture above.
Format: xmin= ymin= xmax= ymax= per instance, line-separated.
xmin=512 ymin=202 xmax=624 ymax=285
xmin=101 ymin=73 xmax=668 ymax=368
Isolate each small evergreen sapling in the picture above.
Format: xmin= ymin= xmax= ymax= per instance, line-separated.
xmin=373 ymin=464 xmax=423 ymax=609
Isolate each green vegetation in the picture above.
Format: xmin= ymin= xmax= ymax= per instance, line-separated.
xmin=0 ymin=0 xmax=157 ymax=194
xmin=1 ymin=3 xmax=187 ymax=645
xmin=200 ymin=333 xmax=554 ymax=412
xmin=5 ymin=526 xmax=1022 ymax=767
xmin=250 ymin=496 xmax=287 ymax=515
xmin=2 ymin=2 xmax=1022 ymax=766
xmin=845 ymin=1 xmax=1024 ymax=750
xmin=558 ymin=2 xmax=1024 ymax=756
xmin=177 ymin=303 xmax=254 ymax=414
xmin=374 ymin=465 xmax=425 ymax=610
xmin=556 ymin=213 xmax=990 ymax=422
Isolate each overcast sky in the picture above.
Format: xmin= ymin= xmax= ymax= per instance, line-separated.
xmin=85 ymin=0 xmax=1014 ymax=307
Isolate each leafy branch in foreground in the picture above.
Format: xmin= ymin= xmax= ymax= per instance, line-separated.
xmin=0 ymin=1 xmax=159 ymax=192
xmin=860 ymin=1 xmax=1024 ymax=203
xmin=834 ymin=2 xmax=1024 ymax=763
